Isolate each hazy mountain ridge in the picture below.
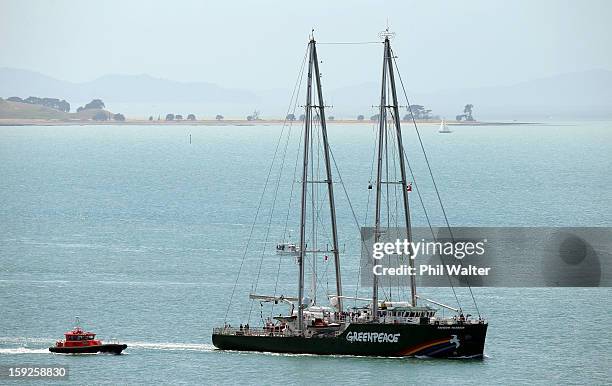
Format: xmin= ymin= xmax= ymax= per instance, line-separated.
xmin=0 ymin=68 xmax=257 ymax=106
xmin=326 ymin=69 xmax=612 ymax=120
xmin=1 ymin=67 xmax=611 ymax=119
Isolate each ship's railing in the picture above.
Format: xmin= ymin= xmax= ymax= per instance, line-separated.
xmin=430 ymin=317 xmax=487 ymax=325
xmin=213 ymin=317 xmax=486 ymax=337
xmin=212 ymin=327 xmax=289 ymax=337
xmin=342 ymin=316 xmax=487 ymax=326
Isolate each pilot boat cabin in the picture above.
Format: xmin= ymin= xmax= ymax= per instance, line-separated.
xmin=55 ymin=326 xmax=102 ymax=348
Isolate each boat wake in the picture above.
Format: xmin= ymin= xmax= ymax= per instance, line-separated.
xmin=0 ymin=347 xmax=50 ymax=355
xmin=0 ymin=337 xmax=54 ymax=344
xmin=125 ymin=341 xmax=215 ymax=352
xmin=0 ymin=337 xmax=54 ymax=354
xmin=0 ymin=336 xmax=214 ymax=354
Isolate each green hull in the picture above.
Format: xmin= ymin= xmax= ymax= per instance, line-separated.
xmin=213 ymin=322 xmax=487 ymax=358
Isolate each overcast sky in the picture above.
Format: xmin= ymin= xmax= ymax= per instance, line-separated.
xmin=1 ymin=0 xmax=611 ymax=93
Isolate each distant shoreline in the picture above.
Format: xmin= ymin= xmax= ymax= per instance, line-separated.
xmin=0 ymin=119 xmax=538 ymax=127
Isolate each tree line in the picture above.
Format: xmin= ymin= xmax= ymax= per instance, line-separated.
xmin=91 ymin=111 xmax=125 ymax=121
xmin=7 ymin=96 xmax=70 ymax=112
xmin=456 ymin=104 xmax=475 ymax=121
xmin=76 ymin=99 xmax=105 ymax=112
xmin=6 ymin=96 xmax=128 ymax=121
xmin=152 ymin=113 xmax=224 ymax=121
xmin=285 ymin=104 xmax=450 ymax=121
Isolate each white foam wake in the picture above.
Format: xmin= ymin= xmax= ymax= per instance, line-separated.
xmin=0 ymin=347 xmax=49 ymax=355
xmin=0 ymin=337 xmax=54 ymax=344
xmin=125 ymin=341 xmax=215 ymax=352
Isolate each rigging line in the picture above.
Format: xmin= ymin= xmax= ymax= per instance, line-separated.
xmin=303 ymin=181 xmax=334 ymax=248
xmin=314 ymin=114 xmax=324 ymax=299
xmin=312 ymin=118 xmax=333 ymax=246
xmin=297 ymin=98 xmax=335 ymax=307
xmin=319 ymin=257 xmax=333 ymax=302
xmin=325 ymin=266 xmax=330 ymax=298
xmin=386 ymin=115 xmax=397 ymax=300
xmin=252 ymin=49 xmax=307 ymax=298
xmin=281 ymin=52 xmax=309 ymax=242
xmin=281 ymin=129 xmax=303 ymax=240
xmin=272 ymin=115 xmax=304 ymax=315
xmin=266 ymin=106 xmax=309 ymax=317
xmin=303 ymin=231 xmax=334 ymax=304
xmin=363 ymin=123 xmax=378 ymax=226
xmin=271 ymin=49 xmax=309 ymax=315
xmin=313 ymin=116 xmax=325 ymax=299
xmin=304 ymin=179 xmax=336 ymax=302
xmin=317 ymin=41 xmax=382 ymax=45
xmin=389 ymin=114 xmax=399 ymax=224
xmin=296 ymin=117 xmax=334 ymax=251
xmin=312 ymin=256 xmax=334 ymax=305
xmin=327 ymin=145 xmax=364 ymax=295
xmin=261 ymin=125 xmax=295 ymax=319
xmin=384 ymin=112 xmax=390 ymax=232
xmin=373 ymin=113 xmax=392 ymax=302
xmin=388 ymin=108 xmax=461 ymax=309
xmin=403 ymin=139 xmax=462 ymax=310
xmin=358 ymin=123 xmax=378 ymax=307
xmin=406 ymin=152 xmax=461 ymax=309
xmin=226 ymin=118 xmax=287 ymax=324
xmin=387 ymin=111 xmax=433 ymax=232
xmin=248 ymin=116 xmax=294 ymax=323
xmin=373 ymin=107 xmax=391 ymax=302
xmin=391 ymin=51 xmax=480 ymax=317
xmin=372 ymin=170 xmax=391 ymax=300
xmin=304 ymin=172 xmax=335 ymax=307
xmin=387 ymin=112 xmax=411 ymax=302
xmin=310 ymin=110 xmax=316 ymax=302
xmin=321 ymin=233 xmax=333 ymax=300
xmin=327 ymin=143 xmax=393 ymax=305
xmin=388 ymin=115 xmax=402 ymax=300
xmin=393 ymin=122 xmax=403 ymax=300
xmin=306 ymin=250 xmax=333 ymax=305
xmin=306 ymin=117 xmax=331 ymax=238
xmin=384 ymin=112 xmax=392 ymax=300
xmin=225 ymin=46 xmax=308 ymax=324
xmin=286 ymin=129 xmax=335 ymax=256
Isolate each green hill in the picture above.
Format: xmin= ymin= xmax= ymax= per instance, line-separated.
xmin=0 ymin=99 xmax=113 ymax=120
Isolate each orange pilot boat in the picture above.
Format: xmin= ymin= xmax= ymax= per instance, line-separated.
xmin=49 ymin=317 xmax=127 ymax=355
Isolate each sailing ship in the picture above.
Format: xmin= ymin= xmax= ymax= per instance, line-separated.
xmin=439 ymin=119 xmax=452 ymax=133
xmin=212 ymin=31 xmax=488 ymax=358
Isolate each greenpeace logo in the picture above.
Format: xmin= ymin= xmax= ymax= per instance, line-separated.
xmin=346 ymin=332 xmax=400 ymax=343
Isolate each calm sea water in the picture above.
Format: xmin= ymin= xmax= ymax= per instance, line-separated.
xmin=1 ymin=122 xmax=611 ymax=384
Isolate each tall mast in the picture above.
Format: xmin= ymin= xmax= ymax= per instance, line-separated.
xmin=312 ymin=39 xmax=343 ymax=313
xmin=373 ymin=37 xmax=388 ymax=319
xmin=373 ymin=34 xmax=417 ymax=310
xmin=298 ymin=37 xmax=344 ymax=332
xmin=385 ymin=37 xmax=416 ymax=306
xmin=298 ymin=39 xmax=314 ymax=333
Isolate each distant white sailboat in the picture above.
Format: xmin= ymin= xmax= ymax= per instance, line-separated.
xmin=439 ymin=119 xmax=452 ymax=133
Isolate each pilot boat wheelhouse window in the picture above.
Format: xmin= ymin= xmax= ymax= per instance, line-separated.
xmin=67 ymin=334 xmax=95 ymax=341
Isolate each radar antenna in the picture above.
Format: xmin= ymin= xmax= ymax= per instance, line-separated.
xmin=378 ymin=27 xmax=396 ymax=41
